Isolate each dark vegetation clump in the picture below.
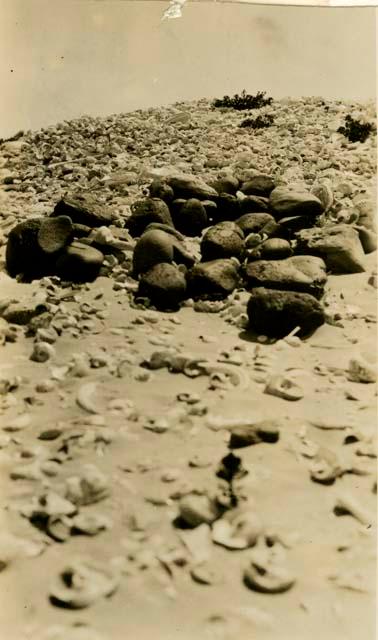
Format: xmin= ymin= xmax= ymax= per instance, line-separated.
xmin=239 ymin=114 xmax=274 ymax=129
xmin=212 ymin=90 xmax=273 ymax=111
xmin=337 ymin=114 xmax=376 ymax=143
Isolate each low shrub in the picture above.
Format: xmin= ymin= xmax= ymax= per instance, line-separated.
xmin=337 ymin=115 xmax=376 ymax=143
xmin=212 ymin=90 xmax=273 ymax=111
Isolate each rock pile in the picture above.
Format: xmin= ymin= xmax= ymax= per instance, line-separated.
xmin=3 ymin=161 xmax=376 ymax=336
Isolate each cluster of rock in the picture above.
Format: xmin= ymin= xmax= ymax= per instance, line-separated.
xmin=126 ymin=172 xmax=375 ymax=337
xmin=5 ymin=193 xmax=128 ymax=283
xmin=4 ymin=168 xmax=376 ymax=337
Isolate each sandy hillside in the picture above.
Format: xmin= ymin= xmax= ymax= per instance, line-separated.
xmin=0 ymin=96 xmax=377 ymax=640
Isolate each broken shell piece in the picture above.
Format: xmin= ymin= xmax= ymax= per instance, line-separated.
xmin=333 ymin=493 xmax=374 ymax=526
xmin=206 ymin=363 xmax=250 ymax=390
xmin=190 ymin=562 xmax=224 ymax=586
xmin=3 ymin=412 xmax=31 ymax=432
xmin=50 ymin=558 xmax=119 ymax=609
xmin=47 ymin=515 xmax=72 ymax=542
xmin=212 ymin=511 xmax=264 ymax=550
xmin=177 ymin=392 xmax=200 ymax=405
xmin=0 ymin=532 xmax=45 ymax=570
xmin=10 ymin=461 xmax=43 ymax=481
xmin=178 ymin=495 xmax=221 ymax=528
xmin=65 ymin=465 xmax=110 ymax=506
xmin=144 ymin=416 xmax=171 ymax=434
xmin=36 ymin=379 xmax=56 ymax=393
xmin=71 ymin=513 xmax=112 ymax=536
xmin=144 ymin=350 xmax=174 ymax=370
xmin=309 ymin=447 xmax=343 ymax=485
xmin=264 ymin=375 xmax=304 ymax=401
xmin=178 ymin=524 xmax=212 ymax=565
xmin=30 ymin=342 xmax=56 ymax=363
xmin=229 ymin=420 xmax=280 ymax=448
xmin=243 ymin=539 xmax=296 ymax=594
xmin=76 ymin=382 xmax=99 ymax=414
xmin=21 ymin=491 xmax=77 ymax=520
xmin=347 ymin=356 xmax=377 ymax=383
xmin=329 ymin=568 xmax=370 ymax=593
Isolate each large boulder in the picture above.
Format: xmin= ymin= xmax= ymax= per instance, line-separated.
xmin=186 ymin=259 xmax=240 ymax=300
xmin=238 ymin=196 xmax=270 ymax=215
xmin=212 ymin=194 xmax=241 ymax=223
xmin=235 ymin=213 xmax=277 ymax=238
xmin=240 ymin=175 xmax=276 ymax=197
xmin=53 ymin=193 xmax=115 ymax=227
xmin=138 ymin=263 xmax=187 ymax=310
xmin=172 ymin=198 xmax=208 ymax=237
xmin=271 ymin=215 xmax=315 ymax=240
xmin=201 ymin=221 xmax=245 ymax=261
xmin=37 ymin=216 xmax=73 ymax=254
xmin=127 ymin=198 xmax=173 ymax=237
xmin=247 ymin=288 xmax=325 ymax=338
xmin=132 ymin=228 xmax=195 ymax=277
xmin=244 ymin=255 xmax=327 ymax=298
xmin=166 ymin=175 xmax=218 ymax=201
xmin=269 ymin=187 xmax=324 ymax=220
xmin=148 ymin=179 xmax=175 ymax=203
xmin=54 ymin=241 xmax=104 ymax=282
xmin=6 ymin=218 xmax=52 ymax=279
xmin=210 ymin=175 xmax=240 ymax=196
xmin=250 ymin=238 xmax=293 ymax=261
xmin=295 ymin=224 xmax=366 ymax=273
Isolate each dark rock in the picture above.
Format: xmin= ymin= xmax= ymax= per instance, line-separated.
xmin=145 ymin=222 xmax=185 ymax=242
xmin=271 ymin=215 xmax=315 ymax=240
xmin=247 ymin=287 xmax=325 ymax=337
xmin=354 ymin=225 xmax=377 ymax=254
xmin=148 ymin=179 xmax=175 ymax=203
xmin=53 ymin=193 xmax=115 ymax=227
xmin=229 ymin=420 xmax=280 ymax=448
xmin=269 ymin=187 xmax=324 ymax=220
xmin=72 ymin=223 xmax=91 ymax=238
xmin=173 ymin=198 xmax=208 ymax=237
xmin=132 ymin=228 xmax=195 ymax=277
xmin=138 ymin=263 xmax=187 ymax=309
xmin=201 ymin=221 xmax=245 ymax=261
xmin=212 ymin=194 xmax=241 ymax=222
xmin=235 ymin=213 xmax=277 ymax=237
xmin=54 ymin=241 xmax=104 ymax=282
xmin=240 ymin=175 xmax=276 ymax=197
xmin=6 ymin=218 xmax=52 ymax=279
xmin=295 ymin=224 xmax=366 ymax=273
xmin=127 ymin=198 xmax=173 ymax=237
xmin=37 ymin=216 xmax=73 ymax=254
xmin=2 ymin=300 xmax=48 ymax=325
xmin=258 ymin=238 xmax=293 ymax=260
xmin=210 ymin=176 xmax=240 ymax=195
xmin=238 ymin=196 xmax=270 ymax=215
xmin=244 ymin=255 xmax=327 ymax=298
xmin=170 ymin=198 xmax=187 ymax=222
xmin=166 ymin=175 xmax=218 ymax=200
xmin=186 ymin=259 xmax=240 ymax=300
xmin=202 ymin=199 xmax=218 ymax=223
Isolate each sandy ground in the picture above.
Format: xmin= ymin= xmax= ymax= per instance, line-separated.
xmin=0 ymin=255 xmax=376 ymax=640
